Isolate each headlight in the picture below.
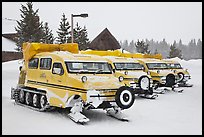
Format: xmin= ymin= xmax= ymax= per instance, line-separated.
xmin=157 ymin=70 xmax=160 ymax=74
xmin=184 ymin=75 xmax=191 ymax=80
xmin=119 ymin=76 xmax=124 ymax=82
xmin=81 ymin=76 xmax=87 ymax=83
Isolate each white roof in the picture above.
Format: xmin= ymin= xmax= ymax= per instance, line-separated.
xmin=2 ymin=37 xmax=17 ymax=52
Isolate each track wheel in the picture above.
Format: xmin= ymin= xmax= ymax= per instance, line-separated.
xmin=40 ymin=95 xmax=47 ymax=109
xmin=33 ymin=94 xmax=40 ymax=108
xmin=19 ymin=90 xmax=25 ymax=103
xmin=25 ymin=92 xmax=32 ymax=105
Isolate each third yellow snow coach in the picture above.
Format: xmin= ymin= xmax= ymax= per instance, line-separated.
xmin=11 ymin=42 xmax=135 ymax=124
xmin=136 ymin=58 xmax=182 ymax=93
xmin=163 ymin=59 xmax=193 ymax=87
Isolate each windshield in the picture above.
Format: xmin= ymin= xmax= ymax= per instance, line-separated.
xmin=114 ymin=63 xmax=144 ymax=70
xmin=65 ymin=62 xmax=112 ymax=74
xmin=146 ymin=63 xmax=168 ymax=70
xmin=167 ymin=63 xmax=182 ymax=69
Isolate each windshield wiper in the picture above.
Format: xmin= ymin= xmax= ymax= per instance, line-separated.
xmin=77 ymin=70 xmax=88 ymax=74
xmin=94 ymin=69 xmax=103 ymax=75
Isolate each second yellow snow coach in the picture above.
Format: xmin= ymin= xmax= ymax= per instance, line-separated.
xmin=104 ymin=56 xmax=158 ymax=99
xmin=11 ymin=43 xmax=135 ymax=124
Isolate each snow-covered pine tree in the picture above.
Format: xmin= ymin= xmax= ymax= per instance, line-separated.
xmin=15 ymin=2 xmax=44 ymax=51
xmin=197 ymin=39 xmax=202 ymax=59
xmin=135 ymin=40 xmax=150 ymax=54
xmin=169 ymin=41 xmax=182 ymax=59
xmin=56 ymin=13 xmax=70 ymax=44
xmin=154 ymin=49 xmax=158 ymax=54
xmin=42 ymin=22 xmax=54 ymax=44
xmin=79 ymin=25 xmax=90 ymax=50
xmin=68 ymin=22 xmax=90 ymax=50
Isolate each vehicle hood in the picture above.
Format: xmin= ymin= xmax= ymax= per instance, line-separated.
xmin=116 ymin=70 xmax=151 ymax=79
xmin=70 ymin=74 xmax=122 ymax=90
xmin=150 ymin=69 xmax=175 ymax=76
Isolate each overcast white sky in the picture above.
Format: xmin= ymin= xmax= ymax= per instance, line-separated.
xmin=2 ymin=2 xmax=202 ymax=45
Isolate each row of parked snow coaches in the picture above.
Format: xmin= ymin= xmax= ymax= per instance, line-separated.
xmin=11 ymin=43 xmax=193 ymax=124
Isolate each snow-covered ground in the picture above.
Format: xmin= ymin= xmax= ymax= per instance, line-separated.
xmin=2 ymin=58 xmax=202 ymax=135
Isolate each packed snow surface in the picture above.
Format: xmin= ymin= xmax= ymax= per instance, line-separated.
xmin=2 ymin=58 xmax=202 ymax=135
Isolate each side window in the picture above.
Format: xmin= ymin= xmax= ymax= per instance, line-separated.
xmin=28 ymin=58 xmax=39 ymax=69
xmin=52 ymin=63 xmax=64 ymax=75
xmin=40 ymin=58 xmax=52 ymax=70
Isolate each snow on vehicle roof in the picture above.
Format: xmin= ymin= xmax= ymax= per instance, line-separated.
xmin=162 ymin=59 xmax=180 ymax=64
xmin=104 ymin=56 xmax=135 ymax=63
xmin=39 ymin=51 xmax=109 ymax=62
xmin=34 ymin=51 xmax=109 ymax=63
xmin=137 ymin=58 xmax=165 ymax=63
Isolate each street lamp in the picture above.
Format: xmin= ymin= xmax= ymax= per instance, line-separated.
xmin=71 ymin=13 xmax=88 ymax=43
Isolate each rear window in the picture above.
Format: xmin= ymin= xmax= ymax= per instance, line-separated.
xmin=28 ymin=58 xmax=39 ymax=69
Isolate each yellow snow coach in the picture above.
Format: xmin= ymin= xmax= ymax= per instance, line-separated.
xmin=11 ymin=43 xmax=136 ymax=124
xmin=81 ymin=50 xmax=160 ymax=98
xmin=163 ymin=59 xmax=193 ymax=87
xmin=136 ymin=58 xmax=181 ymax=92
xmin=104 ymin=56 xmax=158 ymax=99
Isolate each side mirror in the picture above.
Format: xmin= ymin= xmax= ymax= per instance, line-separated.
xmin=53 ymin=68 xmax=62 ymax=75
xmin=113 ymin=69 xmax=116 ymax=73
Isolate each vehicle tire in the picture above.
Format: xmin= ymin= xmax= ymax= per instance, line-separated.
xmin=25 ymin=92 xmax=32 ymax=105
xmin=19 ymin=90 xmax=25 ymax=103
xmin=178 ymin=73 xmax=184 ymax=82
xmin=115 ymin=86 xmax=135 ymax=109
xmin=40 ymin=95 xmax=47 ymax=109
xmin=166 ymin=74 xmax=175 ymax=87
xmin=33 ymin=94 xmax=40 ymax=108
xmin=138 ymin=76 xmax=150 ymax=91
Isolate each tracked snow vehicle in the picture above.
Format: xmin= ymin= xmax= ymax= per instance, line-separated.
xmin=104 ymin=56 xmax=158 ymax=99
xmin=136 ymin=58 xmax=182 ymax=93
xmin=163 ymin=59 xmax=193 ymax=87
xmin=11 ymin=42 xmax=135 ymax=124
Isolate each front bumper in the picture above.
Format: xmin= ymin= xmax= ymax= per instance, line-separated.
xmin=86 ymin=89 xmax=116 ymax=108
xmin=160 ymin=77 xmax=166 ymax=85
xmin=183 ymin=75 xmax=191 ymax=82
